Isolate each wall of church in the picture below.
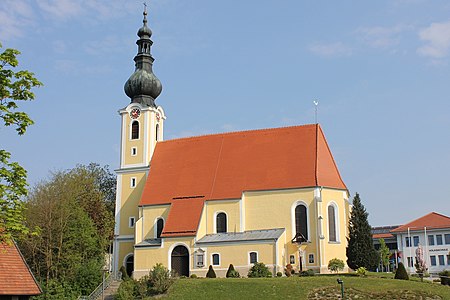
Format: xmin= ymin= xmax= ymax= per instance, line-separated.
xmin=138 ymin=205 xmax=171 ymax=242
xmin=203 ymin=199 xmax=241 ymax=235
xmin=117 ymin=240 xmax=134 ymax=274
xmin=118 ymin=172 xmax=146 ymax=235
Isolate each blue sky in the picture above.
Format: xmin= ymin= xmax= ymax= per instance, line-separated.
xmin=1 ymin=0 xmax=450 ymax=226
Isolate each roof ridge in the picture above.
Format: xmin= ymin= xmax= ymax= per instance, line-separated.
xmin=159 ymin=123 xmax=318 ymax=144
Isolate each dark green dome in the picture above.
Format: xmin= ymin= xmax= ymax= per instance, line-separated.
xmin=124 ymin=69 xmax=162 ymax=100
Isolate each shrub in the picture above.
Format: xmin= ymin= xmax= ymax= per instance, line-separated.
xmin=300 ymin=269 xmax=315 ymax=277
xmin=248 ymin=262 xmax=271 ymax=278
xmin=266 ymin=273 xmax=272 ymax=278
xmin=328 ymin=258 xmax=345 ymax=273
xmin=119 ymin=266 xmax=129 ymax=280
xmin=285 ymin=264 xmax=293 ymax=277
xmin=276 ymin=272 xmax=283 ymax=277
xmin=226 ymin=264 xmax=240 ymax=278
xmin=190 ymin=274 xmax=198 ymax=279
xmin=439 ymin=270 xmax=450 ymax=285
xmin=394 ymin=262 xmax=409 ymax=280
xmin=356 ymin=267 xmax=368 ymax=277
xmin=148 ymin=263 xmax=174 ymax=295
xmin=206 ymin=265 xmax=217 ymax=278
xmin=115 ymin=279 xmax=138 ymax=300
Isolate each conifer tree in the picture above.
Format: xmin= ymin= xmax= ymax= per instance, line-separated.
xmin=346 ymin=193 xmax=379 ymax=270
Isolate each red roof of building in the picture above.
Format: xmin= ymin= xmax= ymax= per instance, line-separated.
xmin=0 ymin=241 xmax=41 ymax=296
xmin=391 ymin=212 xmax=450 ymax=233
xmin=140 ymin=124 xmax=347 ymax=237
xmin=161 ymin=198 xmax=205 ymax=237
xmin=373 ymin=233 xmax=395 ymax=239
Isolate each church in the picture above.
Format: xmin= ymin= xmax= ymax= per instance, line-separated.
xmin=113 ymin=9 xmax=350 ymax=278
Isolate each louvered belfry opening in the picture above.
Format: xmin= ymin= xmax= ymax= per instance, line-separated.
xmin=131 ymin=121 xmax=139 ymax=139
xmin=171 ymin=245 xmax=189 ymax=277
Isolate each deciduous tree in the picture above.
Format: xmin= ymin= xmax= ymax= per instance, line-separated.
xmin=0 ymin=43 xmax=42 ymax=243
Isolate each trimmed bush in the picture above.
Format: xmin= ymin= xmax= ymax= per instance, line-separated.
xmin=190 ymin=274 xmax=198 ymax=279
xmin=276 ymin=272 xmax=283 ymax=277
xmin=356 ymin=267 xmax=368 ymax=277
xmin=328 ymin=258 xmax=345 ymax=273
xmin=300 ymin=269 xmax=315 ymax=277
xmin=394 ymin=262 xmax=409 ymax=280
xmin=206 ymin=265 xmax=217 ymax=278
xmin=115 ymin=279 xmax=138 ymax=300
xmin=119 ymin=266 xmax=129 ymax=280
xmin=226 ymin=264 xmax=240 ymax=278
xmin=439 ymin=270 xmax=450 ymax=285
xmin=248 ymin=262 xmax=271 ymax=278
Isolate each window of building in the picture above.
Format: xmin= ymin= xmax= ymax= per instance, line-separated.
xmin=413 ymin=236 xmax=419 ymax=247
xmin=430 ymin=255 xmax=437 ymax=266
xmin=428 ymin=235 xmax=435 ymax=246
xmin=295 ymin=204 xmax=308 ymax=240
xmin=445 ymin=234 xmax=450 ymax=245
xmin=308 ymin=254 xmax=314 ymax=264
xmin=195 ymin=251 xmax=204 ymax=268
xmin=249 ymin=252 xmax=258 ymax=264
xmin=156 ymin=218 xmax=164 ymax=238
xmin=447 ymin=255 xmax=450 ymax=265
xmin=439 ymin=255 xmax=445 ymax=266
xmin=129 ymin=217 xmax=135 ymax=228
xmin=131 ymin=177 xmax=136 ymax=188
xmin=212 ymin=254 xmax=220 ymax=266
xmin=328 ymin=205 xmax=337 ymax=242
xmin=405 ymin=237 xmax=411 ymax=247
xmin=131 ymin=147 xmax=137 ymax=156
xmin=407 ymin=257 xmax=413 ymax=268
xmin=290 ymin=255 xmax=295 ymax=264
xmin=131 ymin=121 xmax=139 ymax=140
xmin=156 ymin=124 xmax=159 ymax=141
xmin=436 ymin=234 xmax=443 ymax=245
xmin=216 ymin=212 xmax=227 ymax=233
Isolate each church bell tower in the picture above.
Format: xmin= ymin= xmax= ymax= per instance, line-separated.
xmin=113 ymin=6 xmax=166 ymax=276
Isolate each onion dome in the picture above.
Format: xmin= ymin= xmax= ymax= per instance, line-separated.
xmin=124 ymin=6 xmax=162 ymax=107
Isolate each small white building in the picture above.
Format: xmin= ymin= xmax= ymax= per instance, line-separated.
xmin=391 ymin=212 xmax=450 ymax=274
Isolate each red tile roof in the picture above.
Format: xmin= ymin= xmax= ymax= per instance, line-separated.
xmin=141 ymin=124 xmax=346 ymax=206
xmin=0 ymin=241 xmax=41 ymax=296
xmin=139 ymin=124 xmax=347 ymax=237
xmin=373 ymin=233 xmax=395 ymax=239
xmin=161 ymin=198 xmax=205 ymax=237
xmin=391 ymin=212 xmax=450 ymax=233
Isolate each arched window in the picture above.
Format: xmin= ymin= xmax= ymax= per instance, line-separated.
xmin=156 ymin=218 xmax=164 ymax=238
xmin=216 ymin=212 xmax=227 ymax=233
xmin=328 ymin=204 xmax=337 ymax=242
xmin=295 ymin=205 xmax=308 ymax=240
xmin=212 ymin=253 xmax=220 ymax=266
xmin=131 ymin=121 xmax=139 ymax=139
xmin=125 ymin=255 xmax=134 ymax=277
xmin=156 ymin=124 xmax=159 ymax=141
xmin=249 ymin=252 xmax=258 ymax=264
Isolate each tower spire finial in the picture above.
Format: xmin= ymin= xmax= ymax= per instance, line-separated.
xmin=143 ymin=2 xmax=148 ymax=25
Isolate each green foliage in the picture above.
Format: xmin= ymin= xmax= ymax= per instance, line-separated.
xmin=18 ymin=165 xmax=115 ymax=298
xmin=148 ymin=263 xmax=174 ymax=294
xmin=346 ymin=193 xmax=379 ymax=270
xmin=328 ymin=258 xmax=345 ymax=273
xmin=276 ymin=272 xmax=283 ymax=277
xmin=115 ymin=279 xmax=138 ymax=300
xmin=394 ymin=262 xmax=409 ymax=280
xmin=356 ymin=267 xmax=368 ymax=277
xmin=0 ymin=43 xmax=42 ymax=244
xmin=300 ymin=269 xmax=315 ymax=277
xmin=120 ymin=265 xmax=129 ymax=280
xmin=190 ymin=274 xmax=198 ymax=279
xmin=247 ymin=262 xmax=271 ymax=278
xmin=378 ymin=238 xmax=390 ymax=272
xmin=226 ymin=264 xmax=240 ymax=278
xmin=206 ymin=265 xmax=217 ymax=278
xmin=439 ymin=270 xmax=450 ymax=285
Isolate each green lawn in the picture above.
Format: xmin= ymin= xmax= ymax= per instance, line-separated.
xmin=162 ymin=275 xmax=450 ymax=299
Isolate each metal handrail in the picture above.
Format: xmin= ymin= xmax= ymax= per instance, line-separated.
xmin=78 ymin=271 xmax=122 ymax=300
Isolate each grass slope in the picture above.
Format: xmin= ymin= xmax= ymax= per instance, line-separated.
xmin=163 ymin=276 xmax=450 ymax=299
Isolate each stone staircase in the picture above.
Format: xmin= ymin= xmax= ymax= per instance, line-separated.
xmin=102 ymin=280 xmax=121 ymax=300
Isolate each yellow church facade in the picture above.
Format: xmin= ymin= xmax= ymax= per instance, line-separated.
xmin=113 ymin=10 xmax=350 ymax=278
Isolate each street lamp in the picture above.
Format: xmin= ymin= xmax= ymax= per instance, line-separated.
xmin=337 ymin=278 xmax=344 ymax=299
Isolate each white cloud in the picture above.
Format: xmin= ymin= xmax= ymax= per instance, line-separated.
xmin=0 ymin=0 xmax=35 ymax=41
xmin=417 ymin=20 xmax=450 ymax=58
xmin=357 ymin=25 xmax=411 ymax=49
xmin=36 ymin=0 xmax=83 ymax=20
xmin=308 ymin=42 xmax=352 ymax=58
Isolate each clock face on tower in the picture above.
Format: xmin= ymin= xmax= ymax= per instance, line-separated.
xmin=130 ymin=108 xmax=141 ymax=119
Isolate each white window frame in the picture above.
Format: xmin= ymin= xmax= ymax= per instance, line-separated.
xmin=130 ymin=120 xmax=140 ymax=140
xmin=154 ymin=217 xmax=165 ymax=238
xmin=308 ymin=253 xmax=315 ymax=264
xmin=195 ymin=250 xmax=205 ymax=268
xmin=327 ymin=201 xmax=340 ymax=243
xmin=248 ymin=251 xmax=258 ymax=265
xmin=290 ymin=200 xmax=310 ymax=241
xmin=211 ymin=253 xmax=221 ymax=266
xmin=289 ymin=255 xmax=295 ymax=264
xmin=130 ymin=177 xmax=137 ymax=188
xmin=131 ymin=147 xmax=137 ymax=156
xmin=213 ymin=211 xmax=228 ymax=234
xmin=129 ymin=216 xmax=135 ymax=228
